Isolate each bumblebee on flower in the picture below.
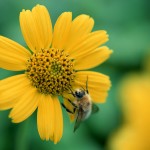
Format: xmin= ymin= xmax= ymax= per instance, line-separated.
xmin=0 ymin=4 xmax=112 ymax=144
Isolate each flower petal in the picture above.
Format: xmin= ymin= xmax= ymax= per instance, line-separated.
xmin=52 ymin=12 xmax=72 ymax=49
xmin=0 ymin=74 xmax=31 ymax=110
xmin=74 ymin=71 xmax=111 ymax=103
xmin=64 ymin=15 xmax=94 ymax=52
xmin=9 ymin=85 xmax=38 ymax=123
xmin=0 ymin=36 xmax=31 ymax=71
xmin=20 ymin=4 xmax=52 ymax=52
xmin=53 ymin=97 xmax=63 ymax=144
xmin=37 ymin=95 xmax=54 ymax=141
xmin=74 ymin=46 xmax=113 ymax=70
xmin=69 ymin=30 xmax=108 ymax=58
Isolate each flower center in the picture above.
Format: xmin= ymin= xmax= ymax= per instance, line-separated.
xmin=26 ymin=48 xmax=75 ymax=95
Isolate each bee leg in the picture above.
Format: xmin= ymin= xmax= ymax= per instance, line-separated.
xmin=61 ymin=103 xmax=75 ymax=114
xmin=62 ymin=96 xmax=77 ymax=108
xmin=67 ymin=99 xmax=78 ymax=108
xmin=73 ymin=107 xmax=77 ymax=114
xmin=68 ymin=87 xmax=76 ymax=97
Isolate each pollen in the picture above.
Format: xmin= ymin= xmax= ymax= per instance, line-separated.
xmin=26 ymin=48 xmax=75 ymax=95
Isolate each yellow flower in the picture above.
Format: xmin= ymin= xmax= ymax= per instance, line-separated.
xmin=0 ymin=4 xmax=112 ymax=143
xmin=108 ymin=73 xmax=150 ymax=150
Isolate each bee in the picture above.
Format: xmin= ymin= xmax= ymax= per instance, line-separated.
xmin=61 ymin=77 xmax=99 ymax=132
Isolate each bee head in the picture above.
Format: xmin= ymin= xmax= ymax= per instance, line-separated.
xmin=74 ymin=89 xmax=85 ymax=99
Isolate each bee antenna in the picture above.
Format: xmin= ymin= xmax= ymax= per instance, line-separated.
xmin=86 ymin=76 xmax=89 ymax=93
xmin=80 ymin=85 xmax=85 ymax=91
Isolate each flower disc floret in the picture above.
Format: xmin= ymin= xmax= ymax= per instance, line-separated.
xmin=26 ymin=48 xmax=75 ymax=95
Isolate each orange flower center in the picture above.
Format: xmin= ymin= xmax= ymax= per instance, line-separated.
xmin=26 ymin=48 xmax=75 ymax=95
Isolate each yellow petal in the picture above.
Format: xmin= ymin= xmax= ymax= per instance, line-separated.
xmin=0 ymin=74 xmax=31 ymax=110
xmin=20 ymin=4 xmax=52 ymax=52
xmin=74 ymin=71 xmax=111 ymax=103
xmin=119 ymin=74 xmax=150 ymax=128
xmin=74 ymin=46 xmax=113 ymax=70
xmin=9 ymin=85 xmax=38 ymax=123
xmin=52 ymin=12 xmax=72 ymax=49
xmin=108 ymin=126 xmax=141 ymax=150
xmin=53 ymin=97 xmax=63 ymax=144
xmin=37 ymin=95 xmax=54 ymax=141
xmin=69 ymin=30 xmax=108 ymax=58
xmin=64 ymin=14 xmax=94 ymax=52
xmin=0 ymin=36 xmax=31 ymax=71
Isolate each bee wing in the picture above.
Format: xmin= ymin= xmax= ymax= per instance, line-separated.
xmin=74 ymin=108 xmax=83 ymax=132
xmin=92 ymin=103 xmax=99 ymax=114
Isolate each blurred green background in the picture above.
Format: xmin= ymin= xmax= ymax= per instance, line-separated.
xmin=0 ymin=0 xmax=150 ymax=150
